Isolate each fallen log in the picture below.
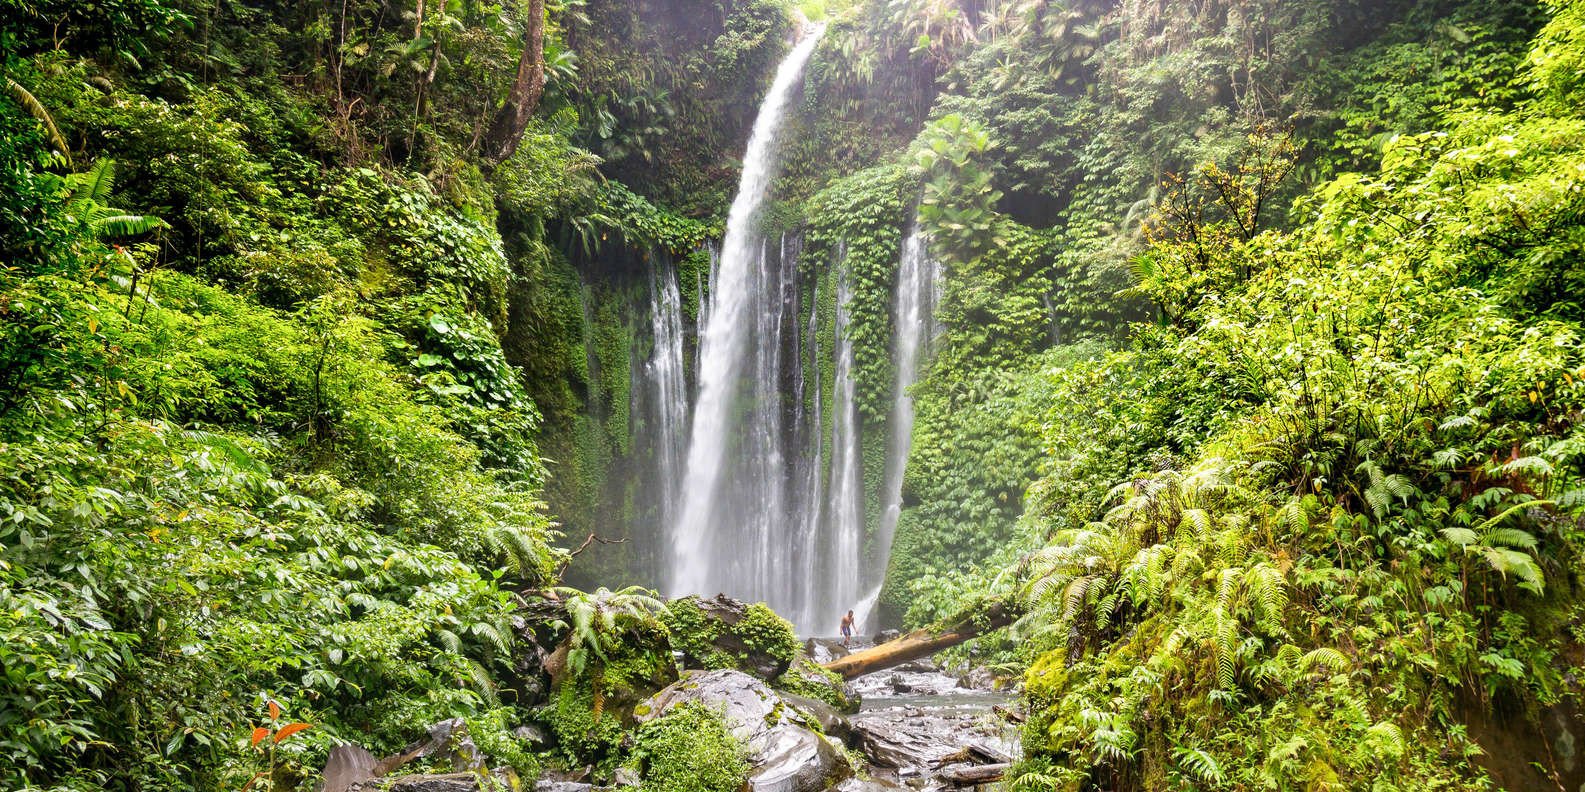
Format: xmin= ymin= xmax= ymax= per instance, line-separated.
xmin=939 ymin=762 xmax=1010 ymax=785
xmin=822 ymin=598 xmax=1018 ymax=680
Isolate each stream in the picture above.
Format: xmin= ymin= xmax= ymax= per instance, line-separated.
xmin=813 ymin=641 xmax=1022 ymax=790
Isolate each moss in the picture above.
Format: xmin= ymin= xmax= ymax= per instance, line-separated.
xmin=631 ymin=701 xmax=750 ymax=792
xmin=662 ymin=598 xmax=799 ymax=677
xmin=734 ymin=603 xmax=799 ymax=666
xmin=774 ymin=658 xmax=857 ymax=712
xmin=661 ymin=597 xmax=728 ymax=660
xmin=544 ymin=684 xmax=626 ymax=771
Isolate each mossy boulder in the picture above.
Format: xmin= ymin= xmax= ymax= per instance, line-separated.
xmin=774 ymin=657 xmax=859 ymax=714
xmin=634 ymin=670 xmax=854 ymax=792
xmin=661 ymin=595 xmax=799 ymax=679
xmin=629 ymin=700 xmax=751 ymax=792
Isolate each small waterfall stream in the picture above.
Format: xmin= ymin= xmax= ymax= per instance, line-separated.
xmin=851 ymin=225 xmax=941 ymax=632
xmin=821 ymin=262 xmax=864 ymax=628
xmin=645 ymin=252 xmax=689 ymax=528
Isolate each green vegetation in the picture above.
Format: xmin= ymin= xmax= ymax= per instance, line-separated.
xmin=629 ymin=701 xmax=750 ymax=792
xmin=9 ymin=0 xmax=1585 ymax=788
xmin=661 ymin=597 xmax=799 ymax=672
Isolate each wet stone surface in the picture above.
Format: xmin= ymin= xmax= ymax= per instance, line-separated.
xmin=841 ymin=651 xmax=1021 ymax=790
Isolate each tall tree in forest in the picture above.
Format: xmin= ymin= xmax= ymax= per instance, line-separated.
xmin=483 ymin=0 xmax=546 ymax=163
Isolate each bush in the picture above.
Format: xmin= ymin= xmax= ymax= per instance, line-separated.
xmin=630 ymin=701 xmax=749 ymax=792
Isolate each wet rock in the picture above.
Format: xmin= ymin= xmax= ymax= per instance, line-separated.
xmin=514 ymin=724 xmax=548 ymax=746
xmin=348 ymin=769 xmax=516 ymax=792
xmin=956 ymin=668 xmax=1009 ymax=692
xmin=751 ymin=725 xmax=851 ymax=792
xmin=322 ymin=719 xmax=487 ymax=792
xmin=874 ymin=629 xmax=902 ymax=643
xmin=635 ymin=670 xmax=783 ymax=746
xmin=938 ymin=763 xmax=1008 ymax=785
xmin=805 ymin=638 xmax=849 ymax=664
xmin=850 ymin=716 xmax=960 ymax=770
xmin=635 ymin=670 xmax=852 ymax=792
xmin=830 ymin=777 xmax=911 ymax=792
xmin=611 ymin=767 xmax=640 ymax=787
xmin=781 ymin=692 xmax=852 ymax=741
xmin=535 ymin=782 xmax=592 ymax=792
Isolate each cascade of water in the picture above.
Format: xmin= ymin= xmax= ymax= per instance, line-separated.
xmin=853 ymin=225 xmax=942 ymax=632
xmin=646 ymin=253 xmax=689 ymax=527
xmin=669 ymin=26 xmax=826 ymax=618
xmin=794 ymin=262 xmax=827 ymax=629
xmin=821 ymin=263 xmax=865 ymax=630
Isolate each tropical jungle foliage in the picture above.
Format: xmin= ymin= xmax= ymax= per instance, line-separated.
xmin=8 ymin=0 xmax=1585 ymax=788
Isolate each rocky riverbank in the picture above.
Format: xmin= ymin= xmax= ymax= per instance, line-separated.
xmin=317 ymin=597 xmax=1020 ymax=792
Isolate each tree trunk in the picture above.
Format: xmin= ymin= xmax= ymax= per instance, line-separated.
xmin=939 ymin=763 xmax=1010 ymax=784
xmin=821 ymin=599 xmax=1017 ymax=680
xmin=482 ymin=0 xmax=546 ymax=164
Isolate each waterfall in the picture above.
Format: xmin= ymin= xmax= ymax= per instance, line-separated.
xmin=852 ymin=225 xmax=941 ymax=632
xmin=821 ymin=262 xmax=865 ymax=630
xmin=646 ymin=253 xmax=689 ymax=527
xmin=669 ymin=27 xmax=826 ymax=623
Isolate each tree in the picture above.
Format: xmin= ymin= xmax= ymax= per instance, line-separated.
xmin=482 ymin=0 xmax=547 ymax=164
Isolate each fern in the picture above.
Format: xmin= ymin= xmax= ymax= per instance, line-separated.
xmin=1299 ymin=647 xmax=1350 ymax=675
xmin=1244 ymin=563 xmax=1288 ymax=623
xmin=1174 ymin=747 xmax=1226 ymax=786
xmin=4 ymin=77 xmax=70 ymax=166
xmin=1362 ymin=721 xmax=1406 ymax=762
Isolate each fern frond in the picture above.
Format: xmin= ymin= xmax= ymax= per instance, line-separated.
xmin=5 ymin=78 xmax=70 ymax=166
xmin=93 ymin=213 xmax=168 ymax=238
xmin=1299 ymin=646 xmax=1350 ymax=675
xmin=1174 ymin=747 xmax=1226 ymax=786
xmin=1481 ymin=527 xmax=1538 ymax=550
xmin=1362 ymin=721 xmax=1406 ymax=761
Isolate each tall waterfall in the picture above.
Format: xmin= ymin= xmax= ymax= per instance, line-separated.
xmin=854 ymin=225 xmax=942 ymax=630
xmin=669 ymin=27 xmax=826 ymax=625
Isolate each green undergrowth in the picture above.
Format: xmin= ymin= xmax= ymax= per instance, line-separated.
xmin=998 ymin=5 xmax=1585 ymax=786
xmin=629 ymin=701 xmax=749 ymax=792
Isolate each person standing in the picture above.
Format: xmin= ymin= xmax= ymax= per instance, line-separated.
xmin=840 ymin=609 xmax=856 ymax=646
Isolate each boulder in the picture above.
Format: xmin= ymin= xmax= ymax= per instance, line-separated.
xmin=777 ymin=657 xmax=860 ymax=713
xmin=534 ymin=782 xmax=592 ymax=792
xmin=849 ymin=712 xmax=961 ymax=770
xmin=513 ymin=724 xmax=548 ymax=746
xmin=635 ymin=670 xmax=853 ymax=792
xmin=956 ymin=667 xmax=1007 ymax=692
xmin=780 ymin=692 xmax=852 ymax=742
xmin=805 ymin=638 xmax=849 ymax=665
xmin=347 ymin=769 xmax=516 ymax=792
xmin=321 ymin=719 xmax=487 ymax=792
xmin=751 ymin=726 xmax=851 ymax=792
xmin=665 ymin=595 xmax=798 ymax=679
